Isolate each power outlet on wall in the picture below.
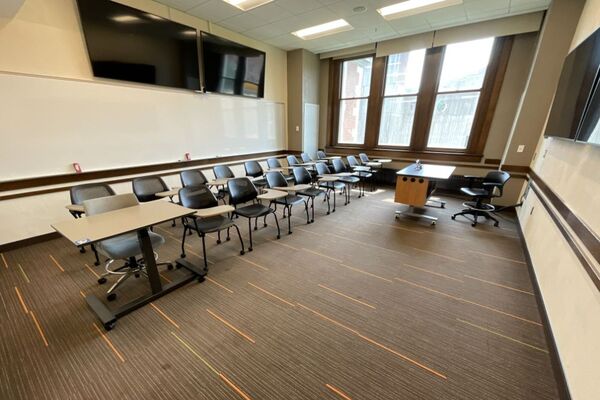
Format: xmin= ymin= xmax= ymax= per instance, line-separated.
xmin=517 ymin=145 xmax=525 ymax=153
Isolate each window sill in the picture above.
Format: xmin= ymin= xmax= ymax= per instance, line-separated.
xmin=325 ymin=146 xmax=483 ymax=163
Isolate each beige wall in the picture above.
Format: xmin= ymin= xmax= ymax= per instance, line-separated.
xmin=518 ymin=1 xmax=600 ymax=399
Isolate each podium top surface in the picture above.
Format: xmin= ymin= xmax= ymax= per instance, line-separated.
xmin=397 ymin=163 xmax=455 ymax=180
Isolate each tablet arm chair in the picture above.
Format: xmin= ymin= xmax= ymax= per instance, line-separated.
xmin=212 ymin=164 xmax=235 ymax=204
xmin=244 ymin=160 xmax=267 ymax=188
xmin=332 ymin=158 xmax=360 ymax=205
xmin=267 ymin=157 xmax=295 ymax=182
xmin=70 ymin=183 xmax=116 ymax=265
xmin=83 ymin=193 xmax=170 ymax=302
xmin=315 ymin=162 xmax=343 ymax=213
xmin=265 ymin=171 xmax=309 ymax=233
xmin=451 ymin=171 xmax=511 ymax=227
xmin=180 ymin=169 xmax=208 ymax=188
xmin=286 ymin=155 xmax=300 ymax=167
xmin=179 ymin=186 xmax=245 ymax=270
xmin=227 ymin=177 xmax=280 ymax=251
xmin=300 ymin=153 xmax=313 ymax=163
xmin=317 ymin=150 xmax=327 ymax=160
xmin=292 ymin=167 xmax=329 ymax=221
xmin=132 ymin=176 xmax=176 ymax=226
xmin=347 ymin=155 xmax=372 ymax=197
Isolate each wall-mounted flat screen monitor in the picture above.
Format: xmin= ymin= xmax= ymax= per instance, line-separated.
xmin=576 ymin=81 xmax=600 ymax=145
xmin=201 ymin=32 xmax=266 ymax=98
xmin=76 ymin=0 xmax=200 ymax=91
xmin=545 ymin=28 xmax=600 ymax=139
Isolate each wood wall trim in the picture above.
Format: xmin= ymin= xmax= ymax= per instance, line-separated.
xmin=484 ymin=158 xmax=502 ymax=165
xmin=516 ymin=221 xmax=572 ymax=400
xmin=0 ymin=150 xmax=290 ymax=201
xmin=0 ymin=150 xmax=289 ymax=193
xmin=325 ymin=146 xmax=485 ymax=163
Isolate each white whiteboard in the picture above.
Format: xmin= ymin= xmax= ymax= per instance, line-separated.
xmin=0 ymin=72 xmax=285 ymax=181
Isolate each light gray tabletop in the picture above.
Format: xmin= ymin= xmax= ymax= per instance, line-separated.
xmin=53 ymin=201 xmax=195 ymax=246
xmin=397 ymin=163 xmax=455 ymax=180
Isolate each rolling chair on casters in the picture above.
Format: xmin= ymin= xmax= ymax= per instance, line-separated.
xmin=244 ymin=160 xmax=268 ymax=188
xmin=266 ymin=157 xmax=295 ymax=182
xmin=83 ymin=194 xmax=172 ymax=301
xmin=227 ymin=177 xmax=281 ymax=251
xmin=451 ymin=171 xmax=511 ymax=227
xmin=265 ymin=171 xmax=309 ymax=233
xmin=179 ymin=186 xmax=245 ymax=270
xmin=180 ymin=169 xmax=208 ymax=188
xmin=132 ymin=176 xmax=177 ymax=227
xmin=69 ymin=183 xmax=116 ymax=266
xmin=292 ymin=166 xmax=330 ymax=221
xmin=315 ymin=162 xmax=344 ymax=213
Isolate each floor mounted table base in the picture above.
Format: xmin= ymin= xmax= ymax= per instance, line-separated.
xmin=395 ymin=206 xmax=439 ymax=225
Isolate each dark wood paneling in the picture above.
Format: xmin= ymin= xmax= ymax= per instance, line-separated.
xmin=484 ymin=158 xmax=502 ymax=165
xmin=502 ymin=164 xmax=531 ymax=173
xmin=325 ymin=146 xmax=484 ymax=163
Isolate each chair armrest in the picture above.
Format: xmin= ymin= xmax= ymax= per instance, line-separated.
xmin=257 ymin=189 xmax=288 ymax=200
xmin=194 ymin=205 xmax=234 ymax=218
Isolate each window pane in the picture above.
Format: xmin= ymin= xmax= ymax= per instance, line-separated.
xmin=338 ymin=98 xmax=368 ymax=144
xmin=341 ymin=57 xmax=373 ymax=98
xmin=378 ymin=96 xmax=417 ymax=146
xmin=384 ymin=49 xmax=426 ymax=96
xmin=438 ymin=38 xmax=494 ymax=92
xmin=427 ymin=92 xmax=480 ymax=149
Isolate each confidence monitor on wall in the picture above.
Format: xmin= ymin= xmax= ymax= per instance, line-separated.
xmin=201 ymin=32 xmax=266 ymax=98
xmin=76 ymin=0 xmax=200 ymax=91
xmin=545 ymin=27 xmax=600 ymax=139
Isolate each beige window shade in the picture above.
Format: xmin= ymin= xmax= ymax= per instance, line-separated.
xmin=374 ymin=11 xmax=544 ymax=58
xmin=319 ymin=43 xmax=376 ymax=60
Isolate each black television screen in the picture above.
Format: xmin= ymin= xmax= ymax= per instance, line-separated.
xmin=201 ymin=32 xmax=265 ymax=98
xmin=76 ymin=0 xmax=200 ymax=90
xmin=545 ymin=27 xmax=600 ymax=139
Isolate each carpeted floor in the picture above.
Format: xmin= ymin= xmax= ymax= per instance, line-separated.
xmin=0 ymin=188 xmax=559 ymax=399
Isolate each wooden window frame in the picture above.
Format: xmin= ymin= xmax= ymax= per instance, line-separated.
xmin=326 ymin=36 xmax=514 ymax=163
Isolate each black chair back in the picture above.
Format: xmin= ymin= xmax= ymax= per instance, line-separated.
xmin=265 ymin=171 xmax=288 ymax=188
xmin=213 ymin=165 xmax=234 ymax=179
xmin=315 ymin=162 xmax=332 ymax=175
xmin=244 ymin=160 xmax=264 ymax=178
xmin=300 ymin=153 xmax=312 ymax=163
xmin=180 ymin=169 xmax=208 ymax=187
xmin=267 ymin=158 xmax=282 ymax=169
xmin=227 ymin=177 xmax=258 ymax=205
xmin=331 ymin=158 xmax=347 ymax=174
xmin=485 ymin=171 xmax=511 ymax=196
xmin=70 ymin=183 xmax=115 ymax=205
xmin=317 ymin=150 xmax=327 ymax=159
xmin=287 ymin=155 xmax=300 ymax=166
xmin=293 ymin=167 xmax=312 ymax=185
xmin=346 ymin=155 xmax=360 ymax=167
xmin=359 ymin=153 xmax=370 ymax=163
xmin=179 ymin=186 xmax=218 ymax=209
xmin=132 ymin=177 xmax=169 ymax=203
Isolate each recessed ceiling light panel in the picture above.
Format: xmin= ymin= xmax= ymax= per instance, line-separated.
xmin=378 ymin=0 xmax=463 ymax=20
xmin=292 ymin=19 xmax=353 ymax=40
xmin=222 ymin=0 xmax=274 ymax=11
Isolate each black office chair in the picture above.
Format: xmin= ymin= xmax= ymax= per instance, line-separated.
xmin=357 ymin=153 xmax=380 ymax=190
xmin=179 ymin=186 xmax=245 ymax=270
xmin=317 ymin=150 xmax=327 ymax=160
xmin=266 ymin=157 xmax=294 ymax=182
xmin=300 ymin=153 xmax=313 ymax=163
xmin=292 ymin=167 xmax=330 ymax=222
xmin=286 ymin=155 xmax=300 ymax=166
xmin=332 ymin=158 xmax=360 ymax=205
xmin=212 ymin=164 xmax=234 ymax=203
xmin=132 ymin=176 xmax=178 ymax=227
xmin=358 ymin=153 xmax=370 ymax=163
xmin=265 ymin=172 xmax=309 ymax=233
xmin=227 ymin=177 xmax=280 ymax=251
xmin=315 ymin=162 xmax=343 ymax=213
xmin=244 ymin=160 xmax=267 ymax=188
xmin=451 ymin=171 xmax=511 ymax=227
xmin=69 ymin=183 xmax=116 ymax=266
xmin=180 ymin=169 xmax=208 ymax=188
xmin=347 ymin=155 xmax=372 ymax=197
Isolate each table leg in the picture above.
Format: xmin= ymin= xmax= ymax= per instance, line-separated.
xmin=137 ymin=228 xmax=162 ymax=294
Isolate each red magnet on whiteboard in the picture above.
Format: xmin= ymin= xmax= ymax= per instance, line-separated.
xmin=184 ymin=153 xmax=191 ymax=161
xmin=73 ymin=163 xmax=82 ymax=173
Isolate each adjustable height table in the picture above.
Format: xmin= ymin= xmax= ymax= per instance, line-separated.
xmin=52 ymin=201 xmax=206 ymax=330
xmin=394 ymin=163 xmax=455 ymax=225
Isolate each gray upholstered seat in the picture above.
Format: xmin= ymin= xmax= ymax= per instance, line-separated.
xmin=97 ymin=231 xmax=165 ymax=260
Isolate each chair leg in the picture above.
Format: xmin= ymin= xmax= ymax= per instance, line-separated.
xmin=304 ymin=200 xmax=310 ymax=224
xmin=254 ymin=217 xmax=258 ymax=231
xmin=201 ymin=234 xmax=208 ymax=271
xmin=180 ymin=226 xmax=188 ymax=258
xmin=310 ymin=196 xmax=315 ymax=223
xmin=217 ymin=231 xmax=222 ymax=244
xmin=91 ymin=244 xmax=100 ymax=266
xmin=271 ymin=211 xmax=281 ymax=239
xmin=326 ymin=193 xmax=331 ymax=215
xmin=332 ymin=189 xmax=336 ymax=212
xmin=233 ymin=224 xmax=245 ymax=255
xmin=247 ymin=218 xmax=253 ymax=252
xmin=286 ymin=205 xmax=292 ymax=234
xmin=226 ymin=227 xmax=231 ymax=241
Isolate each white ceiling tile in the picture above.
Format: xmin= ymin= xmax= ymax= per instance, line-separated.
xmin=218 ymin=11 xmax=268 ymax=31
xmin=243 ymin=23 xmax=288 ymax=40
xmin=248 ymin=3 xmax=293 ymax=20
xmin=509 ymin=0 xmax=551 ymax=13
xmin=276 ymin=0 xmax=324 ymax=15
xmin=345 ymin=10 xmax=387 ymax=28
xmin=187 ymin=0 xmax=242 ymax=21
xmin=464 ymin=0 xmax=509 ymax=18
xmin=156 ymin=0 xmax=208 ymax=12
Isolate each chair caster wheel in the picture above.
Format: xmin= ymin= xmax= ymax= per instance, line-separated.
xmin=198 ymin=276 xmax=205 ymax=283
xmin=167 ymin=264 xmax=174 ymax=270
xmin=451 ymin=216 xmax=456 ymax=220
xmin=217 ymin=240 xmax=222 ymax=244
xmin=180 ymin=253 xmax=186 ymax=258
xmin=494 ymin=222 xmax=499 ymax=227
xmin=135 ymin=273 xmax=140 ymax=278
xmin=94 ymin=261 xmax=100 ymax=266
xmin=79 ymin=248 xmax=86 ymax=254
xmin=277 ymin=235 xmax=281 ymax=239
xmin=327 ymin=212 xmax=330 ymax=215
xmin=431 ymin=221 xmax=436 ymax=226
xmin=472 ymin=223 xmax=477 ymax=227
xmin=107 ymin=293 xmax=117 ymax=301
xmin=226 ymin=237 xmax=231 ymax=241
xmin=104 ymin=321 xmax=116 ymax=331
xmin=264 ymin=223 xmax=268 ymax=227
xmin=240 ymin=250 xmax=245 ymax=255
xmin=98 ymin=277 xmax=107 ymax=284
xmin=248 ymin=247 xmax=253 ymax=252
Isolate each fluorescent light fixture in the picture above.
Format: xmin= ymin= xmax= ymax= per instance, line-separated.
xmin=292 ymin=19 xmax=353 ymax=40
xmin=110 ymin=15 xmax=141 ymax=23
xmin=378 ymin=0 xmax=463 ymax=20
xmin=222 ymin=0 xmax=274 ymax=11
